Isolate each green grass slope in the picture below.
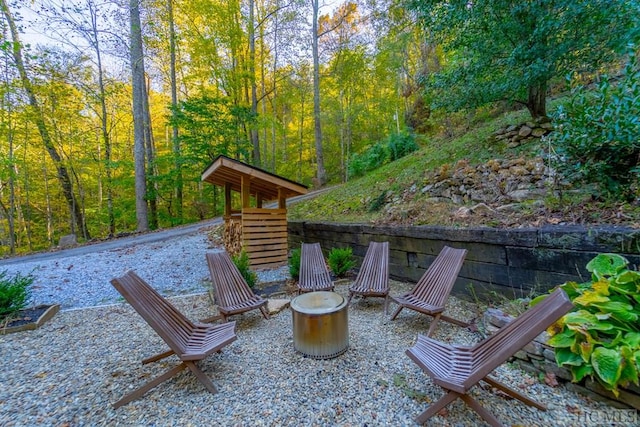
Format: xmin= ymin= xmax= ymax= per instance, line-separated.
xmin=288 ymin=107 xmax=639 ymax=228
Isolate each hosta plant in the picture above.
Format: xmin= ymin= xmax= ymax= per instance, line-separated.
xmin=544 ymin=253 xmax=640 ymax=396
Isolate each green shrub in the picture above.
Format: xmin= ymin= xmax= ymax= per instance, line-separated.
xmin=387 ymin=132 xmax=419 ymax=161
xmin=347 ymin=142 xmax=389 ymax=179
xmin=289 ymin=248 xmax=301 ymax=280
xmin=549 ymin=50 xmax=640 ymax=201
xmin=327 ymin=247 xmax=356 ymax=278
xmin=232 ymin=250 xmax=258 ymax=288
xmin=0 ymin=270 xmax=33 ymax=320
xmin=543 ymin=253 xmax=640 ymax=397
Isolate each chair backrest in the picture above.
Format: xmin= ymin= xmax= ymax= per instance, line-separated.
xmin=206 ymin=251 xmax=256 ymax=308
xmin=352 ymin=241 xmax=389 ymax=291
xmin=111 ymin=271 xmax=193 ymax=355
xmin=410 ymin=246 xmax=467 ymax=307
xmin=466 ymin=288 xmax=573 ymax=387
xmin=299 ymin=242 xmax=332 ymax=290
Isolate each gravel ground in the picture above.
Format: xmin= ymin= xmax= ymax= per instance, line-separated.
xmin=0 ymin=231 xmax=614 ymax=426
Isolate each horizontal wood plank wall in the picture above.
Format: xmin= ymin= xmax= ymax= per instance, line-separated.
xmin=242 ymin=208 xmax=288 ymax=268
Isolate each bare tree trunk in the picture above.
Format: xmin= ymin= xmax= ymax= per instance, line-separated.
xmin=168 ymin=0 xmax=183 ymax=223
xmin=311 ymin=0 xmax=326 ymax=186
xmin=249 ymin=0 xmax=260 ymax=166
xmin=0 ymin=0 xmax=90 ymax=239
xmin=527 ymin=81 xmax=547 ymax=120
xmin=143 ymin=74 xmax=158 ymax=229
xmin=129 ymin=0 xmax=149 ymax=231
xmin=89 ymin=0 xmax=116 ymax=236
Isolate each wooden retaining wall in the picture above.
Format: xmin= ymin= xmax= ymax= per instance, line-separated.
xmin=288 ymin=221 xmax=640 ymax=299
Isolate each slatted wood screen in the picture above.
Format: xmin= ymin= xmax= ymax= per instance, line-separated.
xmin=242 ymin=208 xmax=288 ymax=268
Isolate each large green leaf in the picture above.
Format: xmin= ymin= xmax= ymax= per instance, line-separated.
xmin=564 ymin=310 xmax=615 ymax=332
xmin=571 ymin=364 xmax=594 ymax=383
xmin=574 ymin=290 xmax=610 ymax=306
xmin=619 ymin=346 xmax=639 ymax=387
xmin=547 ymin=329 xmax=576 ymax=348
xmin=591 ymin=301 xmax=638 ymax=322
xmin=614 ymin=270 xmax=640 ymax=286
xmin=586 ymin=254 xmax=628 ymax=279
xmin=556 ymin=347 xmax=585 ymax=367
xmin=624 ymin=332 xmax=640 ymax=349
xmin=591 ymin=347 xmax=622 ymax=390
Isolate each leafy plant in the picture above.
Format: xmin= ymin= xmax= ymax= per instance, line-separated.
xmin=232 ymin=250 xmax=258 ymax=288
xmin=387 ymin=132 xmax=419 ymax=161
xmin=549 ymin=50 xmax=640 ymax=201
xmin=544 ymin=253 xmax=640 ymax=396
xmin=0 ymin=270 xmax=33 ymax=320
xmin=289 ymin=248 xmax=301 ymax=281
xmin=327 ymin=247 xmax=356 ymax=278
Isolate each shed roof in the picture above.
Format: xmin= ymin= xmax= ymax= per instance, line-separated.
xmin=201 ymin=155 xmax=308 ymax=200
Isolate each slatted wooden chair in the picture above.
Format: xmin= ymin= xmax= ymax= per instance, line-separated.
xmin=110 ymin=271 xmax=237 ymax=409
xmin=206 ymin=251 xmax=270 ymax=323
xmin=297 ymin=242 xmax=335 ymax=294
xmin=347 ymin=241 xmax=390 ymax=313
xmin=389 ymin=245 xmax=467 ymax=336
xmin=406 ymin=288 xmax=573 ymax=427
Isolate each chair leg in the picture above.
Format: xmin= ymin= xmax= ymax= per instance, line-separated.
xmin=426 ymin=313 xmax=442 ymax=337
xmin=415 ymin=390 xmax=460 ymax=424
xmin=185 ymin=361 xmax=217 ymax=394
xmin=113 ymin=363 xmax=187 ymax=409
xmin=384 ymin=295 xmax=389 ymax=315
xmin=483 ymin=376 xmax=546 ymax=411
xmin=389 ymin=304 xmax=403 ymax=320
xmin=460 ymin=393 xmax=504 ymax=427
xmin=142 ymin=349 xmax=175 ymax=364
xmin=259 ymin=306 xmax=270 ymax=320
xmin=346 ymin=292 xmax=354 ymax=305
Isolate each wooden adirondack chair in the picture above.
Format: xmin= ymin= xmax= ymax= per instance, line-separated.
xmin=347 ymin=241 xmax=390 ymax=313
xmin=206 ymin=251 xmax=269 ymax=323
xmin=297 ymin=242 xmax=334 ymax=294
xmin=110 ymin=271 xmax=237 ymax=409
xmin=389 ymin=246 xmax=467 ymax=336
xmin=406 ymin=288 xmax=573 ymax=427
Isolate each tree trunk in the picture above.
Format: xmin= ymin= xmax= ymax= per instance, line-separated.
xmin=526 ymin=81 xmax=547 ymax=120
xmin=249 ymin=0 xmax=260 ymax=166
xmin=0 ymin=0 xmax=90 ymax=240
xmin=311 ymin=0 xmax=326 ymax=186
xmin=168 ymin=0 xmax=183 ymax=223
xmin=89 ymin=1 xmax=116 ymax=237
xmin=129 ymin=0 xmax=149 ymax=232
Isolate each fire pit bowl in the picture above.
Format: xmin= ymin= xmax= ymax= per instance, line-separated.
xmin=291 ymin=291 xmax=349 ymax=359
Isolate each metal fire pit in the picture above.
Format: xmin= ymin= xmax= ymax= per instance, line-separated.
xmin=291 ymin=291 xmax=349 ymax=359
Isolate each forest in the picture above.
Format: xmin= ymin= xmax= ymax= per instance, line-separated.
xmin=0 ymin=0 xmax=638 ymax=255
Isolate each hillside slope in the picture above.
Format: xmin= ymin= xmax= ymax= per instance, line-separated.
xmin=288 ymin=109 xmax=640 ymax=229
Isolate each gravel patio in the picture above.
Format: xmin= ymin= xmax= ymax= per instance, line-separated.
xmin=0 ymin=279 xmax=612 ymax=426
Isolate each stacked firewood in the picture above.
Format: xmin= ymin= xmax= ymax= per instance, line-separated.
xmin=223 ymin=219 xmax=243 ymax=257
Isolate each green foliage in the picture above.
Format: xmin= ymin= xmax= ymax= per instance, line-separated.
xmin=544 ymin=253 xmax=640 ymax=396
xmin=231 ymin=250 xmax=258 ymax=288
xmin=410 ymin=0 xmax=639 ymax=118
xmin=327 ymin=247 xmax=356 ymax=278
xmin=348 ymin=132 xmax=418 ymax=179
xmin=387 ymin=132 xmax=419 ymax=161
xmin=368 ymin=191 xmax=388 ymax=213
xmin=348 ymin=143 xmax=389 ymax=179
xmin=289 ymin=248 xmax=301 ymax=281
xmin=0 ymin=270 xmax=33 ymax=319
xmin=549 ymin=51 xmax=640 ymax=201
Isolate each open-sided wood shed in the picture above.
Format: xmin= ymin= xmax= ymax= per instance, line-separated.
xmin=201 ymin=155 xmax=308 ymax=268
